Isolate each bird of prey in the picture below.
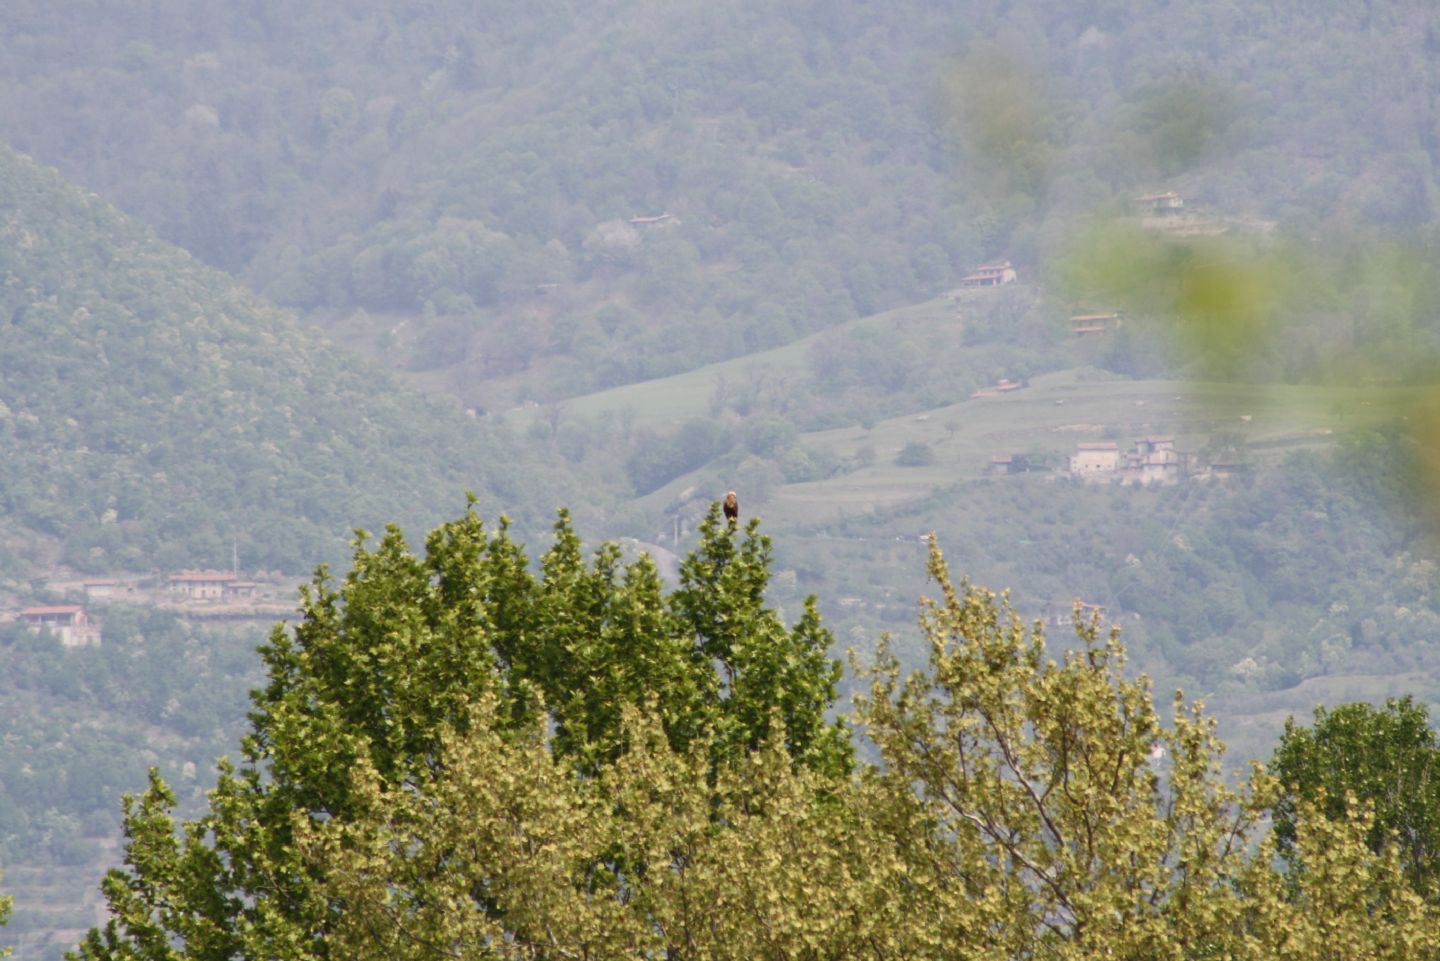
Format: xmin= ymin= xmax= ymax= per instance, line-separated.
xmin=723 ymin=490 xmax=739 ymax=526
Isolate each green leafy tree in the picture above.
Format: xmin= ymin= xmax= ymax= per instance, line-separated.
xmin=75 ymin=500 xmax=848 ymax=961
xmin=895 ymin=441 xmax=935 ymax=466
xmin=279 ymin=538 xmax=1440 ymax=961
xmin=1237 ymin=793 xmax=1440 ymax=961
xmin=670 ymin=506 xmax=850 ymax=778
xmin=855 ymin=539 xmax=1440 ymax=959
xmin=857 ymin=543 xmax=1263 ymax=957
xmin=296 ymin=703 xmax=916 ymax=961
xmin=0 ymin=867 xmax=10 ymax=960
xmin=1271 ymin=697 xmax=1440 ymax=899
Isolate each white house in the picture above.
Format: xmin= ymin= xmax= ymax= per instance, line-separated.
xmin=1070 ymin=441 xmax=1120 ymax=475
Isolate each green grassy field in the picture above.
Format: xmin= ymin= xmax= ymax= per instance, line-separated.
xmin=503 ymin=296 xmax=962 ymax=428
xmin=602 ymin=328 xmax=1437 ymax=534
xmin=757 ymin=372 xmax=1435 ymax=528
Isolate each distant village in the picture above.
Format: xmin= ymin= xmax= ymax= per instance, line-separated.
xmin=985 ymin=433 xmax=1230 ymax=487
xmin=1 ymin=569 xmax=303 ymax=648
xmin=947 ymin=188 xmax=1253 ymax=490
xmin=1066 ymin=435 xmax=1185 ymax=486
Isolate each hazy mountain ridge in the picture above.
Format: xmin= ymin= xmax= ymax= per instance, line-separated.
xmin=3 ymin=1 xmax=1436 ymax=419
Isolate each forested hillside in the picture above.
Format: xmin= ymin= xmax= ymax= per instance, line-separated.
xmin=0 ymin=143 xmax=579 ymax=955
xmin=3 ymin=0 xmax=1437 ymax=414
xmin=774 ymin=435 xmax=1440 ymax=751
xmin=0 ymin=144 xmax=565 ymax=575
xmin=0 ymin=611 xmax=261 ymax=953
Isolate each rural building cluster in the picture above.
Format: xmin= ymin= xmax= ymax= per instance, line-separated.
xmin=1136 ymin=191 xmax=1185 ymax=215
xmin=1 ymin=569 xmax=300 ymax=647
xmin=958 ymin=260 xmax=1018 ymax=288
xmin=6 ymin=605 xmax=100 ymax=648
xmin=1070 ymin=312 xmax=1120 ymax=334
xmin=1069 ymin=436 xmax=1185 ymax=485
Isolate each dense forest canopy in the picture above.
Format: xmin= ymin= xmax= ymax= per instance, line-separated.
xmin=2 ymin=0 xmax=1438 ymax=411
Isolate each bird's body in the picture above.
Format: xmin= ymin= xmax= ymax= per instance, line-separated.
xmin=723 ymin=490 xmax=739 ymax=525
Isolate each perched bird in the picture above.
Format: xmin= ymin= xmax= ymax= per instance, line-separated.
xmin=723 ymin=490 xmax=739 ymax=526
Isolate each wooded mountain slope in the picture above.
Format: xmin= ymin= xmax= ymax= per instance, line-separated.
xmin=4 ymin=1 xmax=1437 ymax=413
xmin=0 ymin=144 xmax=563 ymax=574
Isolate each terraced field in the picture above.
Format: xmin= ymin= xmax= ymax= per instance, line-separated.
xmin=620 ymin=363 xmax=1434 ymax=529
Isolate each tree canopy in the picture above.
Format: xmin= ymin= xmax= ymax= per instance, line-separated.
xmin=1271 ymin=696 xmax=1440 ymax=900
xmin=75 ymin=502 xmax=848 ymax=961
xmin=0 ymin=873 xmax=10 ymax=959
xmin=73 ymin=507 xmax=1440 ymax=960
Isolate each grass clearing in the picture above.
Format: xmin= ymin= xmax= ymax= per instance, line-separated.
xmin=506 ymin=296 xmax=960 ymax=428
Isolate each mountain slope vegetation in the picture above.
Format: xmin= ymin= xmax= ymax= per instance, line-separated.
xmin=0 ymin=144 xmax=563 ymax=574
xmin=2 ymin=0 xmax=1438 ymax=416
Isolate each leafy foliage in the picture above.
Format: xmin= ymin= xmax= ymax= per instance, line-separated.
xmin=78 ymin=531 xmax=1440 ymax=960
xmin=858 ymin=547 xmax=1266 ymax=956
xmin=0 ymin=872 xmax=9 ymax=959
xmin=1271 ymin=697 xmax=1440 ymax=900
xmin=854 ymin=543 xmax=1440 ymax=958
xmin=75 ymin=502 xmax=847 ymax=961
xmin=299 ymin=705 xmax=913 ymax=960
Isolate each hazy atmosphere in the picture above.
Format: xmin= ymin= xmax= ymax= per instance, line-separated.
xmin=5 ymin=2 xmax=1440 ymax=958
